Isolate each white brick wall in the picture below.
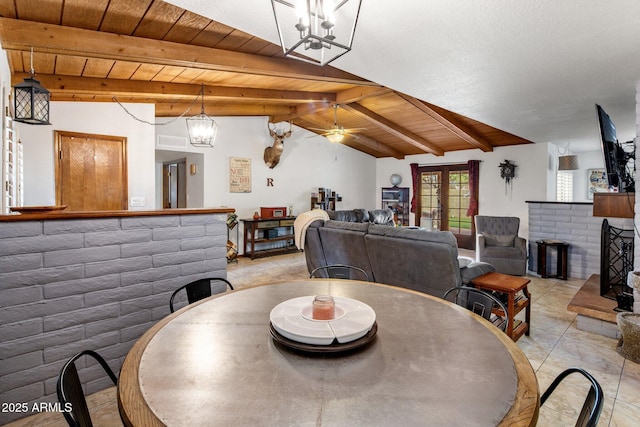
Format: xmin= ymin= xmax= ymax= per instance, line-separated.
xmin=528 ymin=202 xmax=633 ymax=279
xmin=0 ymin=213 xmax=227 ymax=424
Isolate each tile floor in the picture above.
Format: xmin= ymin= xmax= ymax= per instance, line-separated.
xmin=5 ymin=251 xmax=640 ymax=426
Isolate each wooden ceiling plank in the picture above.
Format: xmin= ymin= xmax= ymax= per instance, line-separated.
xmin=61 ymin=0 xmax=110 ymax=29
xmin=108 ymin=61 xmax=141 ymax=80
xmin=395 ymin=92 xmax=494 ymax=152
xmin=151 ymin=65 xmax=188 ymax=82
xmin=213 ymin=29 xmax=254 ymax=51
xmin=189 ymin=20 xmax=235 ymax=47
xmin=100 ymin=0 xmax=152 ymax=35
xmin=162 ymin=10 xmax=211 ymax=44
xmin=130 ymin=63 xmax=164 ymax=81
xmin=132 ymin=0 xmax=184 ymax=40
xmin=336 ymin=87 xmax=390 ymax=104
xmin=54 ymin=55 xmax=87 ymax=75
xmin=0 ymin=1 xmax=16 ymax=18
xmin=0 ymin=18 xmax=376 ymax=86
xmin=15 ymin=0 xmax=62 ymax=24
xmin=82 ymin=58 xmax=115 ymax=78
xmin=341 ymin=103 xmax=445 ymax=156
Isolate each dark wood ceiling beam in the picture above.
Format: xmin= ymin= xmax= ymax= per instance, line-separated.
xmin=395 ymin=92 xmax=494 ymax=152
xmin=0 ymin=18 xmax=377 ymax=85
xmin=12 ymin=73 xmax=336 ymax=104
xmin=341 ymin=103 xmax=445 ymax=156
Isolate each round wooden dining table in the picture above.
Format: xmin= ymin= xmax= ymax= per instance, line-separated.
xmin=118 ymin=280 xmax=539 ymax=426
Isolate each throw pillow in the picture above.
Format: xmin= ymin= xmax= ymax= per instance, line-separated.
xmin=483 ymin=232 xmax=516 ymax=247
xmin=457 ymin=256 xmax=474 ymax=268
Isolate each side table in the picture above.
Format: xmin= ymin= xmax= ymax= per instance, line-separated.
xmin=471 ymin=272 xmax=531 ymax=342
xmin=537 ymin=240 xmax=569 ymax=280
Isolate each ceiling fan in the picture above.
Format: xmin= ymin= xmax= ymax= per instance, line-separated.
xmin=309 ymin=105 xmax=366 ymax=143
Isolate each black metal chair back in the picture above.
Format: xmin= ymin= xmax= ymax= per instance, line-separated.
xmin=169 ymin=277 xmax=234 ymax=313
xmin=310 ymin=264 xmax=370 ymax=282
xmin=540 ymin=367 xmax=603 ymax=427
xmin=56 ymin=350 xmax=118 ymax=427
xmin=443 ymin=286 xmax=509 ymax=332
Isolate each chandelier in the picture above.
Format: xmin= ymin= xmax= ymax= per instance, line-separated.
xmin=271 ymin=0 xmax=362 ymax=66
xmin=186 ymin=84 xmax=218 ymax=148
xmin=14 ymin=48 xmax=51 ymax=125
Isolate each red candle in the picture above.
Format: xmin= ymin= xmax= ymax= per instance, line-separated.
xmin=312 ymin=295 xmax=335 ymax=320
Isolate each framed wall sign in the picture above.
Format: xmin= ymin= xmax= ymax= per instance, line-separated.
xmin=229 ymin=157 xmax=252 ymax=193
xmin=587 ymin=168 xmax=608 ymax=199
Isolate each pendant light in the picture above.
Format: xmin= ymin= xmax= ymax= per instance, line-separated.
xmin=186 ymin=84 xmax=218 ymax=147
xmin=14 ymin=48 xmax=51 ymax=125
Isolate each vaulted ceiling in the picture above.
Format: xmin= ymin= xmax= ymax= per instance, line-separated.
xmin=0 ymin=0 xmax=533 ymax=159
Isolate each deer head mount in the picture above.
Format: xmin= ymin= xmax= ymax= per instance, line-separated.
xmin=263 ymin=122 xmax=292 ymax=169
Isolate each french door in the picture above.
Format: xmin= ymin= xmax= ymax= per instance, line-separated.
xmin=417 ymin=164 xmax=477 ymax=249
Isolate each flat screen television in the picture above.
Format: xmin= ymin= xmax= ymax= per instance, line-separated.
xmin=595 ymin=104 xmax=635 ymax=192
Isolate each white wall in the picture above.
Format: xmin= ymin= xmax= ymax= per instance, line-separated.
xmin=16 ymin=102 xmax=156 ymax=209
xmin=154 ymin=116 xmax=377 ymax=220
xmin=375 ymin=143 xmax=550 ymax=238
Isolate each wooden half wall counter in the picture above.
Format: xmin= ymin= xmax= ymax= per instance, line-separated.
xmin=0 ymin=207 xmax=233 ymax=425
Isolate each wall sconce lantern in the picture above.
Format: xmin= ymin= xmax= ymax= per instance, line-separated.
xmin=271 ymin=0 xmax=362 ymax=66
xmin=14 ymin=48 xmax=50 ymax=125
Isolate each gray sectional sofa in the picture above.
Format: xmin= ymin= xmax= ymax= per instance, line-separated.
xmin=304 ymin=219 xmax=495 ymax=297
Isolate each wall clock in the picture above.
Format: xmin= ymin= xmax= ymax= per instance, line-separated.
xmin=499 ymin=160 xmax=516 ymax=184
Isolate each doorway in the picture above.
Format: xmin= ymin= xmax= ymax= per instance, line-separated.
xmin=417 ymin=163 xmax=478 ymax=250
xmin=162 ymin=159 xmax=186 ymax=208
xmin=54 ymin=130 xmax=128 ymax=211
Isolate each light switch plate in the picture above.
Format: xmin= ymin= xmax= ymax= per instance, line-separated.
xmin=130 ymin=196 xmax=145 ymax=207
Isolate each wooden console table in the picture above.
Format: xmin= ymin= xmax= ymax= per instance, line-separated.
xmin=536 ymin=240 xmax=569 ymax=280
xmin=242 ymin=217 xmax=298 ymax=259
xmin=472 ymin=272 xmax=532 ymax=342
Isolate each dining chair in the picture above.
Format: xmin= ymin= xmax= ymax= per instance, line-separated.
xmin=540 ymin=367 xmax=603 ymax=427
xmin=309 ymin=264 xmax=371 ymax=281
xmin=56 ymin=350 xmax=118 ymax=427
xmin=443 ymin=286 xmax=509 ymax=332
xmin=169 ymin=277 xmax=234 ymax=313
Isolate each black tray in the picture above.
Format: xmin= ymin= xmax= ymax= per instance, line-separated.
xmin=269 ymin=321 xmax=377 ymax=353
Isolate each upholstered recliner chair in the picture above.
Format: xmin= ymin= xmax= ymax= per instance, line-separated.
xmin=475 ymin=215 xmax=527 ymax=276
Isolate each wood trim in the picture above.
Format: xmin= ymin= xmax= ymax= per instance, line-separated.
xmin=0 ymin=208 xmax=235 ymax=222
xmin=592 ymin=192 xmax=635 ymax=218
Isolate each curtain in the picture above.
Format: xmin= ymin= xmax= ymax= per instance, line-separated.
xmin=466 ymin=160 xmax=480 ymax=217
xmin=410 ymin=163 xmax=419 ymax=213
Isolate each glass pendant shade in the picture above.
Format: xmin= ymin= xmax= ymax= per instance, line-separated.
xmin=271 ymin=0 xmax=362 ymax=66
xmin=14 ymin=77 xmax=51 ymax=125
xmin=187 ymin=113 xmax=218 ymax=147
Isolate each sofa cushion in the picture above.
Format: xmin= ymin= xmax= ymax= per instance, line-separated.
xmin=327 ymin=209 xmax=370 ymax=223
xmin=368 ymin=209 xmax=395 ymax=225
xmin=318 ymin=220 xmax=373 ymax=280
xmin=482 ymin=232 xmax=516 ymax=247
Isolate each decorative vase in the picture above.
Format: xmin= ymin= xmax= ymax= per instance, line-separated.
xmin=253 ymin=211 xmax=260 ymax=220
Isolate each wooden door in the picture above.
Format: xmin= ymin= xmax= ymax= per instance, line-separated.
xmin=55 ymin=131 xmax=128 ymax=211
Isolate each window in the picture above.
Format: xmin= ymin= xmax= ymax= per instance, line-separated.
xmin=556 ymin=171 xmax=573 ymax=202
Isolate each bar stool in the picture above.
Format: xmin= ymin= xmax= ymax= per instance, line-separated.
xmin=536 ymin=240 xmax=569 ymax=280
